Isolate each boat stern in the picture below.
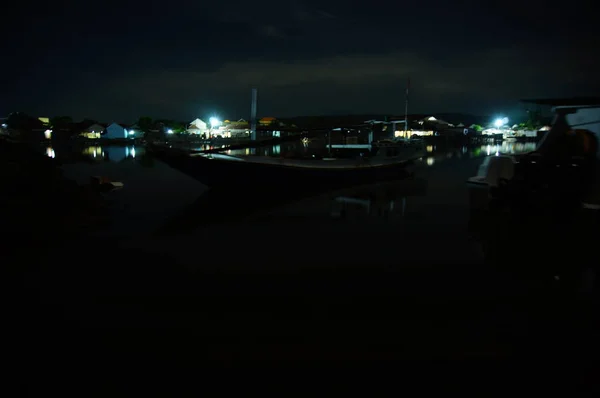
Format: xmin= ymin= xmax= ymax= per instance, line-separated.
xmin=466 ymin=155 xmax=516 ymax=211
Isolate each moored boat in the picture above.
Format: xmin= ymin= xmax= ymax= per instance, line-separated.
xmin=150 ymin=142 xmax=424 ymax=190
xmin=466 ymin=98 xmax=600 ymax=288
xmin=467 ymin=97 xmax=600 ymax=211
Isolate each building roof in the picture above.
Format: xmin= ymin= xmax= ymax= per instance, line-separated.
xmin=84 ymin=123 xmax=106 ymax=130
xmin=74 ymin=121 xmax=106 ymax=131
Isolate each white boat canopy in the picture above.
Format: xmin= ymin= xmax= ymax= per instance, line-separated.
xmin=522 ymin=97 xmax=600 ymax=159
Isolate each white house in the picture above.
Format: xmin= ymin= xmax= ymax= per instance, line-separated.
xmin=126 ymin=124 xmax=142 ymax=138
xmin=418 ymin=116 xmax=454 ymax=128
xmin=104 ymin=123 xmax=128 ymax=139
xmin=187 ymin=118 xmax=208 ymax=135
xmin=80 ymin=123 xmax=105 ymax=139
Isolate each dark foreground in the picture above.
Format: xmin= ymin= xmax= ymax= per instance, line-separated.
xmin=13 ymin=249 xmax=599 ymax=393
xmin=7 ymin=141 xmax=599 ymax=394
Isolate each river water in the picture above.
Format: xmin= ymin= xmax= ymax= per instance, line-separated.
xmin=38 ymin=141 xmax=537 ymax=264
xmin=22 ymin=138 xmax=598 ymax=371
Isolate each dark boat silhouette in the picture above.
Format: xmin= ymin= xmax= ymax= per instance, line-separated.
xmin=149 ymin=142 xmax=424 ymax=190
xmin=467 ymin=97 xmax=600 ymax=289
xmin=467 ymin=97 xmax=600 ymax=209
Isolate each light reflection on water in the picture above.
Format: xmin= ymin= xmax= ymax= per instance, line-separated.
xmin=45 ymin=145 xmax=144 ymax=162
xmin=37 ymin=140 xmax=539 ymax=249
xmin=45 ymin=141 xmax=536 ymax=171
xmin=483 ymin=141 xmax=536 ymax=155
xmin=419 ymin=142 xmax=537 ymax=167
xmin=175 ymin=141 xmax=539 ymax=228
xmin=50 ymin=144 xmax=200 ymax=238
xmin=80 ymin=145 xmax=144 ymax=162
xmin=192 ymin=141 xmax=537 ymax=161
xmin=81 ymin=146 xmax=103 ymax=158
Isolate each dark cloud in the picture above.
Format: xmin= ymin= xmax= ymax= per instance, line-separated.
xmin=1 ymin=0 xmax=599 ymax=120
xmin=39 ymin=36 xmax=597 ymax=122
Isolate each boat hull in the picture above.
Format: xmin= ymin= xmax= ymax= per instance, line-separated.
xmin=150 ymin=146 xmax=416 ymax=190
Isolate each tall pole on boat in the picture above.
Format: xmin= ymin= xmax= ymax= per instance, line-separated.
xmin=250 ymin=88 xmax=258 ymax=141
xmin=404 ymin=78 xmax=409 ymax=138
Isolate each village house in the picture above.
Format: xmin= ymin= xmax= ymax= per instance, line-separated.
xmin=104 ymin=123 xmax=129 ymax=139
xmin=186 ymin=118 xmax=208 ymax=135
xmin=259 ymin=117 xmax=279 ymax=127
xmin=79 ymin=123 xmax=106 ymax=139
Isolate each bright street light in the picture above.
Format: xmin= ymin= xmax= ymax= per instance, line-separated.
xmin=167 ymin=129 xmax=174 ymax=134
xmin=494 ymin=117 xmax=508 ymax=128
xmin=209 ymin=117 xmax=221 ymax=127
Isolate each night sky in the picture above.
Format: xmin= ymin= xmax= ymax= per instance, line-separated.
xmin=2 ymin=0 xmax=599 ymax=122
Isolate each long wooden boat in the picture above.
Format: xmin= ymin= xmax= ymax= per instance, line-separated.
xmin=149 ymin=144 xmax=424 ymax=190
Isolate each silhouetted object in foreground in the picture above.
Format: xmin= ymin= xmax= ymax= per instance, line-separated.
xmin=90 ymin=176 xmax=124 ymax=193
xmin=0 ymin=138 xmax=110 ymax=256
xmin=467 ymin=98 xmax=600 ymax=292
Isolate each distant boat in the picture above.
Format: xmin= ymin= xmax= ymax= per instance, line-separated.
xmin=149 ymin=144 xmax=424 ymax=190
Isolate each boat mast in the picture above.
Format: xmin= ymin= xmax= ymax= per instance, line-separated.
xmin=250 ymin=88 xmax=258 ymax=141
xmin=404 ymin=78 xmax=409 ymax=137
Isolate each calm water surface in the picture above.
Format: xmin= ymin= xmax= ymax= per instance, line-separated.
xmin=192 ymin=141 xmax=536 ymax=160
xmin=43 ymin=144 xmax=205 ymax=237
xmin=39 ymin=141 xmax=537 ymax=264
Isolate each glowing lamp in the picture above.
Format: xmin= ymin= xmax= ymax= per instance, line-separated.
xmin=494 ymin=117 xmax=508 ymax=128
